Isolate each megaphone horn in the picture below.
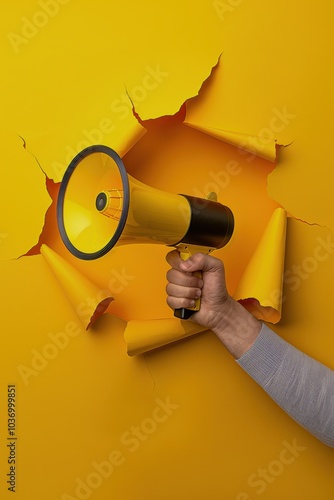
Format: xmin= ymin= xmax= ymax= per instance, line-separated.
xmin=57 ymin=145 xmax=234 ymax=319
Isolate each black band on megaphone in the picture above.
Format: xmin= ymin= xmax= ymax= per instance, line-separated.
xmin=175 ymin=195 xmax=234 ymax=250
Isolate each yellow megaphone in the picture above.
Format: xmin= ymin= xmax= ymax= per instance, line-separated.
xmin=57 ymin=145 xmax=234 ymax=319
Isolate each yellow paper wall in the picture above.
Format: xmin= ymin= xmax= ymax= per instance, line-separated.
xmin=1 ymin=1 xmax=334 ymax=499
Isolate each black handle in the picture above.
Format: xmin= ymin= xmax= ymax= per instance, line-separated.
xmin=174 ymin=308 xmax=195 ymax=320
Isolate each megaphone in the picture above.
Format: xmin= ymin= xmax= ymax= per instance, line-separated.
xmin=57 ymin=145 xmax=234 ymax=319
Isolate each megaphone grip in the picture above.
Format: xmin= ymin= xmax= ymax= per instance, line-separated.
xmin=174 ymin=307 xmax=197 ymax=320
xmin=173 ymin=245 xmax=202 ymax=320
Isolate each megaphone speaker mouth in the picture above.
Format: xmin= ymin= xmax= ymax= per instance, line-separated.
xmin=95 ymin=192 xmax=108 ymax=211
xmin=57 ymin=145 xmax=130 ymax=260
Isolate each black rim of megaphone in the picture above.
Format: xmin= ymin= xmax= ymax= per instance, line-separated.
xmin=57 ymin=144 xmax=130 ymax=260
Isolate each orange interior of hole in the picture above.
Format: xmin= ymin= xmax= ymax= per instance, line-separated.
xmin=32 ymin=114 xmax=280 ymax=321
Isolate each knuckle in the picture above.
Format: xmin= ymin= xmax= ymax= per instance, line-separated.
xmin=182 ymin=287 xmax=191 ymax=298
xmin=166 ymin=268 xmax=173 ymax=281
xmin=165 ymin=250 xmax=176 ymax=266
xmin=193 ymin=252 xmax=208 ymax=268
xmin=177 ymin=298 xmax=189 ymax=308
xmin=166 ymin=283 xmax=174 ymax=295
xmin=166 ymin=296 xmax=173 ymax=307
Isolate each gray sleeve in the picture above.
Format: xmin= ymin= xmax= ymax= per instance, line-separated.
xmin=236 ymin=323 xmax=334 ymax=447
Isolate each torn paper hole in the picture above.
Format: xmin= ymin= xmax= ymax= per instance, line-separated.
xmin=0 ymin=134 xmax=51 ymax=261
xmin=19 ymin=56 xmax=288 ymax=351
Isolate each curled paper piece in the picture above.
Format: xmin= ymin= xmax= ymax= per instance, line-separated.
xmin=184 ymin=123 xmax=277 ymax=162
xmin=40 ymin=244 xmax=113 ymax=330
xmin=233 ymin=208 xmax=287 ymax=323
xmin=124 ymin=318 xmax=207 ymax=356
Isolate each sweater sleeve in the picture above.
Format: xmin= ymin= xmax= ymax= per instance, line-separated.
xmin=236 ymin=323 xmax=334 ymax=447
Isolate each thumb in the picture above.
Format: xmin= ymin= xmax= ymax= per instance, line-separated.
xmin=179 ymin=253 xmax=224 ymax=274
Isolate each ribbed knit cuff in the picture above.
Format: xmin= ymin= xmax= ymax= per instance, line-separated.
xmin=236 ymin=323 xmax=291 ymax=386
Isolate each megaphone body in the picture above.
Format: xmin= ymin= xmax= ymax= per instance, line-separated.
xmin=57 ymin=145 xmax=234 ymax=319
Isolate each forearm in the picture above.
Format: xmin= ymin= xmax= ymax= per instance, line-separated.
xmin=166 ymin=249 xmax=334 ymax=447
xmin=212 ymin=301 xmax=334 ymax=447
xmin=211 ymin=297 xmax=262 ymax=359
xmin=236 ymin=323 xmax=334 ymax=447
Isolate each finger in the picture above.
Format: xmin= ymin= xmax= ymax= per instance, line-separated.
xmin=166 ymin=268 xmax=204 ymax=288
xmin=166 ymin=250 xmax=224 ymax=274
xmin=166 ymin=295 xmax=197 ymax=311
xmin=179 ymin=252 xmax=225 ymax=275
xmin=166 ymin=249 xmax=183 ymax=269
xmin=166 ymin=282 xmax=201 ymax=300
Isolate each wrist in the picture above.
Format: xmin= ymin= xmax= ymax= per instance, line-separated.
xmin=211 ymin=297 xmax=262 ymax=359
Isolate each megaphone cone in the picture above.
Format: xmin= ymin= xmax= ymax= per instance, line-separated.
xmin=57 ymin=145 xmax=234 ymax=318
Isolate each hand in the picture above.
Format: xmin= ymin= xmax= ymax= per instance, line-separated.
xmin=165 ymin=250 xmax=261 ymax=358
xmin=165 ymin=250 xmax=232 ymax=331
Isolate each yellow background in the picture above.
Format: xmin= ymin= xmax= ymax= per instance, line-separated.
xmin=1 ymin=1 xmax=334 ymax=499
